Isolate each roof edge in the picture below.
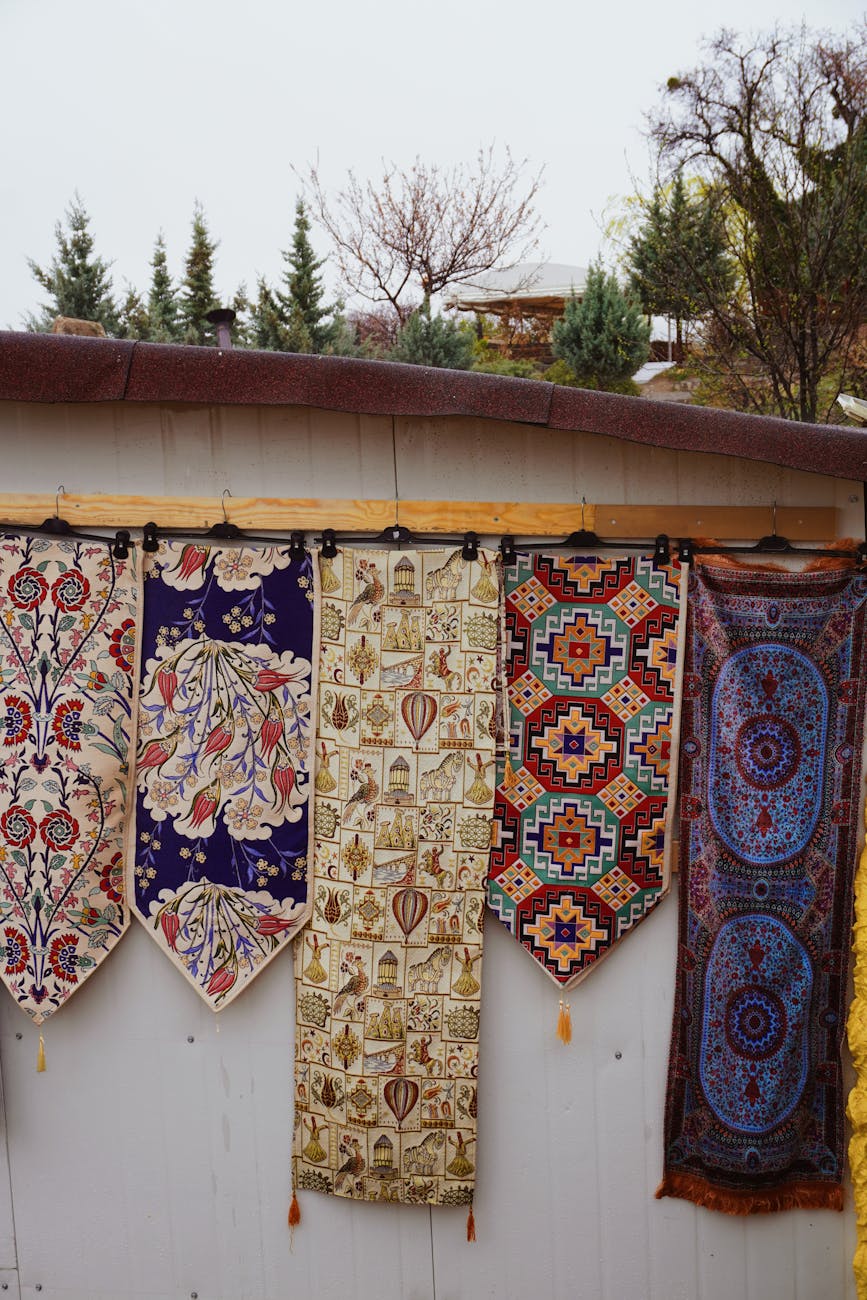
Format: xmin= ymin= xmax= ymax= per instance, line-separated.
xmin=1 ymin=331 xmax=866 ymax=482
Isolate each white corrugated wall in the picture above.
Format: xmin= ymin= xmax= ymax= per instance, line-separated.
xmin=0 ymin=398 xmax=860 ymax=1300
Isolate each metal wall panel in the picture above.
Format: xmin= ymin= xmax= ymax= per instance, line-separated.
xmin=0 ymin=398 xmax=859 ymax=1299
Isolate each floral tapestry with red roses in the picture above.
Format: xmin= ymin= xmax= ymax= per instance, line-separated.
xmin=128 ymin=541 xmax=318 ymax=1009
xmin=0 ymin=534 xmax=139 ymax=1023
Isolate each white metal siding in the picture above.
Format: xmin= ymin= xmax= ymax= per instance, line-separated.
xmin=0 ymin=399 xmax=859 ymax=1300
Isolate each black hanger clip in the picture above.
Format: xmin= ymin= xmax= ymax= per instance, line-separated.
xmin=320 ymin=528 xmax=338 ymax=559
xmin=654 ymin=533 xmax=670 ymax=563
xmin=500 ymin=534 xmax=517 ymax=566
xmin=112 ymin=529 xmax=131 ymax=560
xmin=678 ymin=538 xmax=694 ymax=564
xmin=289 ymin=530 xmax=306 ymax=561
xmin=462 ymin=531 xmax=480 ymax=562
xmin=206 ymin=520 xmax=244 ymax=539
xmin=142 ymin=522 xmax=159 ymax=553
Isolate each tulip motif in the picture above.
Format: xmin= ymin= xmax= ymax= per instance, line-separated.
xmin=259 ymin=706 xmax=284 ymax=759
xmin=161 ymin=910 xmax=180 ymax=951
xmin=157 ymin=667 xmax=178 ymax=710
xmin=254 ymin=668 xmax=294 ymax=693
xmin=176 ymin=544 xmax=210 ymax=582
xmin=272 ymin=760 xmax=295 ymax=810
xmin=188 ymin=779 xmax=221 ymax=829
xmin=137 ymin=730 xmax=179 ymax=774
xmin=202 ymin=716 xmax=234 ymax=759
xmin=256 ymin=914 xmax=296 ymax=936
xmin=206 ymin=964 xmax=236 ymax=997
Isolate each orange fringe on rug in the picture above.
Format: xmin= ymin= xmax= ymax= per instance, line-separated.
xmin=655 ymin=1171 xmax=844 ymax=1215
xmin=847 ymin=798 xmax=867 ymax=1297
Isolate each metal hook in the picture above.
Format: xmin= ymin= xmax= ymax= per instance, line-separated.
xmin=55 ymin=485 xmax=65 ymax=519
xmin=222 ymin=489 xmax=232 ymax=524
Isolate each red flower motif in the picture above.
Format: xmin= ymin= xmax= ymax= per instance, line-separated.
xmin=206 ymin=964 xmax=236 ymax=997
xmin=256 ymin=915 xmax=295 ymax=936
xmin=1 ymin=805 xmax=36 ymax=847
xmin=2 ymin=694 xmax=32 ymax=746
xmin=52 ymin=698 xmax=85 ymax=750
xmin=254 ymin=669 xmax=293 ymax=693
xmin=161 ymin=911 xmax=180 ymax=951
xmin=50 ymin=568 xmax=90 ymax=612
xmin=3 ymin=926 xmax=29 ymax=975
xmin=109 ymin=619 xmax=136 ymax=674
xmin=157 ymin=667 xmax=178 ymax=709
xmin=203 ymin=721 xmax=233 ymax=758
xmin=259 ymin=713 xmax=284 ymax=759
xmin=99 ymin=852 xmax=123 ymax=904
xmin=79 ymin=906 xmax=101 ymax=927
xmin=177 ymin=544 xmax=209 ymax=581
xmin=87 ymin=670 xmax=109 ymax=692
xmin=188 ymin=780 xmax=220 ymax=829
xmin=39 ymin=809 xmax=79 ymax=852
xmin=49 ymin=932 xmax=79 ymax=983
xmin=7 ymin=566 xmax=47 ymax=610
xmin=272 ymin=760 xmax=295 ymax=810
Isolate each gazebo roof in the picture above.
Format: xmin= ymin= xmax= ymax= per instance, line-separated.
xmin=446 ymin=262 xmax=589 ymax=313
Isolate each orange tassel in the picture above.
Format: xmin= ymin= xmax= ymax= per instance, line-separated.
xmin=502 ymin=756 xmax=517 ymax=790
xmin=557 ymin=998 xmax=572 ymax=1045
xmin=288 ymin=1191 xmax=301 ymax=1228
xmin=466 ymin=1204 xmax=476 ymax=1242
xmin=37 ymin=1033 xmax=45 ymax=1073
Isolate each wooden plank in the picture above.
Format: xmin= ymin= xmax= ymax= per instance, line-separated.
xmin=0 ymin=494 xmax=839 ymax=539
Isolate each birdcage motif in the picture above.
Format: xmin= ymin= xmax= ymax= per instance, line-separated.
xmin=373 ymin=949 xmax=401 ymax=997
xmin=391 ymin=556 xmax=420 ymax=606
xmin=373 ymin=1133 xmax=397 ymax=1177
xmin=383 ymin=754 xmax=413 ymax=805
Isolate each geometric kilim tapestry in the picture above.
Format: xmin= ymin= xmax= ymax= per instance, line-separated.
xmin=0 ymin=534 xmax=139 ymax=1023
xmin=293 ymin=547 xmax=500 ymax=1210
xmin=127 ymin=540 xmax=318 ymax=1010
xmin=488 ymin=551 xmax=686 ymax=989
xmin=658 ymin=560 xmax=867 ymax=1214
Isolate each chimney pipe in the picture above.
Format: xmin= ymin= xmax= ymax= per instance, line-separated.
xmin=205 ymin=307 xmax=236 ymax=349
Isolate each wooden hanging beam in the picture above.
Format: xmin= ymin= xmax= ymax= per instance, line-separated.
xmin=0 ymin=493 xmax=838 ymax=540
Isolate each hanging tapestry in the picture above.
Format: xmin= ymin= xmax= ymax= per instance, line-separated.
xmin=0 ymin=534 xmax=139 ymax=1023
xmin=488 ymin=551 xmax=686 ymax=988
xmin=848 ymin=808 xmax=867 ymax=1294
xmin=128 ymin=541 xmax=318 ymax=1008
xmin=658 ymin=560 xmax=867 ymax=1214
xmin=293 ymin=547 xmax=500 ymax=1209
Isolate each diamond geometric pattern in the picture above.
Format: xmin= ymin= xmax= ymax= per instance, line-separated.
xmin=488 ymin=551 xmax=685 ymax=988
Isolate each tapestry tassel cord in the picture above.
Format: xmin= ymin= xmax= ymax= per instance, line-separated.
xmin=557 ymin=999 xmax=572 ymax=1045
xmin=288 ymin=1190 xmax=301 ymax=1243
xmin=847 ymin=799 xmax=867 ymax=1298
xmin=466 ymin=1204 xmax=476 ymax=1242
xmin=36 ymin=1033 xmax=45 ymax=1074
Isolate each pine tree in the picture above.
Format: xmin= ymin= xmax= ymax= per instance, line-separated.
xmin=148 ymin=233 xmax=181 ymax=342
xmin=180 ymin=202 xmax=219 ymax=345
xmin=390 ymin=303 xmax=475 ymax=369
xmin=275 ymin=200 xmax=336 ymax=351
xmin=27 ymin=194 xmax=119 ymax=333
xmin=627 ymin=173 xmax=732 ymax=351
xmin=552 ymin=264 xmax=650 ymax=390
xmin=116 ymin=286 xmax=150 ymax=340
xmin=250 ymin=278 xmax=289 ymax=351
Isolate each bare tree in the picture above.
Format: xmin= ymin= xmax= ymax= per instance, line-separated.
xmin=649 ymin=23 xmax=867 ymax=422
xmin=303 ymin=146 xmax=543 ymax=318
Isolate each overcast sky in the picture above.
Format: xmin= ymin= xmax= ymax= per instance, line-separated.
xmin=2 ymin=0 xmax=863 ymax=329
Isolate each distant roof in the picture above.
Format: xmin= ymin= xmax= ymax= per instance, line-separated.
xmin=446 ymin=262 xmax=589 ymax=312
xmin=1 ymin=331 xmax=865 ymax=482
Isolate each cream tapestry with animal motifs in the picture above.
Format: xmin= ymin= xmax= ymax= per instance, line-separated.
xmin=293 ymin=547 xmax=501 ymax=1210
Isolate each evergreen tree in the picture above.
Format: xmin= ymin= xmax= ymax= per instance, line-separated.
xmin=275 ymin=199 xmax=337 ymax=351
xmin=229 ymin=283 xmax=253 ymax=349
xmin=552 ymin=264 xmax=650 ymax=390
xmin=116 ymin=286 xmax=150 ymax=340
xmin=390 ymin=303 xmax=475 ymax=369
xmin=180 ymin=202 xmax=219 ymax=345
xmin=250 ymin=278 xmax=290 ymax=351
xmin=148 ymin=233 xmax=181 ymax=342
xmin=27 ymin=194 xmax=119 ymax=333
xmin=626 ymin=173 xmax=733 ymax=350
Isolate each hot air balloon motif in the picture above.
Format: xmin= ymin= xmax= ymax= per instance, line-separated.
xmin=401 ymin=690 xmax=437 ymax=750
xmin=383 ymin=1077 xmax=419 ymax=1130
xmin=392 ymin=887 xmax=428 ymax=938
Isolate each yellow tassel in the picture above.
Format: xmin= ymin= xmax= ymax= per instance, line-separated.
xmin=466 ymin=1204 xmax=476 ymax=1242
xmin=557 ymin=999 xmax=572 ymax=1045
xmin=502 ymin=756 xmax=517 ymax=790
xmin=288 ymin=1191 xmax=300 ymax=1229
xmin=37 ymin=1033 xmax=46 ymax=1073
